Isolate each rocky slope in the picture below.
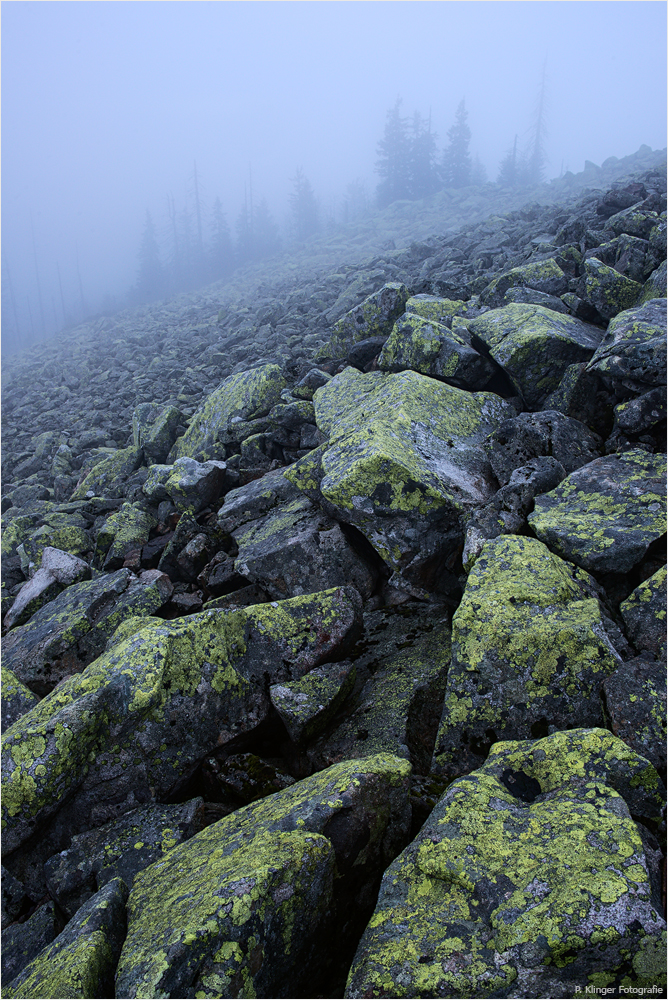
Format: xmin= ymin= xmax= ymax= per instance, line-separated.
xmin=1 ymin=145 xmax=666 ymax=999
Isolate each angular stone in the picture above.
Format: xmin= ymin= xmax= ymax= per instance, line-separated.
xmin=377 ymin=312 xmax=494 ymax=390
xmin=604 ymin=204 xmax=660 ymax=240
xmin=292 ymin=367 xmax=332 ymax=400
xmin=347 ymin=730 xmax=666 ymax=1000
xmin=270 ymin=660 xmax=356 ymax=744
xmin=1 ymin=588 xmax=362 ymax=854
xmin=143 ymin=457 xmax=228 ymax=514
xmin=95 ymin=502 xmax=157 ymax=570
xmin=432 ymin=535 xmax=622 ymax=780
xmin=116 ymin=754 xmax=411 ymax=1000
xmin=317 ymin=282 xmax=409 ymax=359
xmin=613 ymin=387 xmax=666 ymax=436
xmin=169 ymin=364 xmax=286 ymax=463
xmin=620 ymin=566 xmax=667 ymax=658
xmin=1 ymin=668 xmax=39 ymax=734
xmin=286 ymin=368 xmax=513 ymax=588
xmin=70 ymin=445 xmax=143 ymax=500
xmin=468 ymin=303 xmax=603 ymax=409
xmin=1 ymin=568 xmax=174 ymax=696
xmin=4 ymin=878 xmax=128 ymax=1000
xmin=484 ymin=409 xmax=602 ymax=486
xmin=481 ymin=258 xmax=569 ymax=308
xmin=586 ymin=298 xmax=667 ymax=391
xmin=604 ymin=657 xmax=666 ymax=776
xmin=44 ymin=798 xmax=205 ymax=919
xmin=528 ymin=449 xmax=666 ymax=575
xmin=1 ymin=901 xmax=57 ymax=987
xmin=577 ymin=256 xmax=642 ymax=320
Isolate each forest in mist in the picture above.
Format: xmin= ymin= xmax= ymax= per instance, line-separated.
xmin=2 ymin=1 xmax=666 ymax=355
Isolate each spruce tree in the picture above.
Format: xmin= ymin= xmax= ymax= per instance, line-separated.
xmin=209 ymin=197 xmax=233 ymax=278
xmin=136 ymin=210 xmax=164 ymax=302
xmin=526 ymin=64 xmax=548 ymax=185
xmin=408 ymin=111 xmax=439 ymax=199
xmin=289 ymin=169 xmax=319 ymax=241
xmin=253 ymin=198 xmax=281 ymax=258
xmin=375 ymin=98 xmax=411 ymax=206
xmin=441 ymin=99 xmax=472 ymax=188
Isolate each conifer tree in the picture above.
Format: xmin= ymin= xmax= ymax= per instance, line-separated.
xmin=408 ymin=111 xmax=439 ymax=199
xmin=441 ymin=99 xmax=472 ymax=188
xmin=470 ymin=154 xmax=488 ymax=186
xmin=289 ymin=169 xmax=319 ymax=241
xmin=526 ymin=64 xmax=548 ymax=185
xmin=135 ymin=210 xmax=164 ymax=302
xmin=375 ymin=98 xmax=411 ymax=206
xmin=209 ymin=197 xmax=233 ymax=278
xmin=253 ymin=198 xmax=282 ymax=258
xmin=235 ymin=196 xmax=254 ymax=263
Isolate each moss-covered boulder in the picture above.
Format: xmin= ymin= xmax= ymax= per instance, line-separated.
xmin=620 ymin=565 xmax=667 ymax=659
xmin=4 ymin=877 xmax=128 ymax=999
xmin=168 ymin=364 xmax=286 ymax=463
xmin=346 ymin=730 xmax=666 ymax=1000
xmin=377 ymin=312 xmax=494 ymax=390
xmin=1 ymin=588 xmax=362 ymax=855
xmin=116 ymin=753 xmax=412 ymax=999
xmin=1 ymin=668 xmax=39 ymax=734
xmin=585 ymin=298 xmax=667 ymax=391
xmin=603 ymin=658 xmax=666 ymax=777
xmin=286 ymin=368 xmax=513 ymax=588
xmin=577 ymin=255 xmax=642 ymax=320
xmin=481 ymin=258 xmax=569 ymax=308
xmin=270 ymin=660 xmax=356 ymax=743
xmin=142 ymin=456 xmax=228 ymax=514
xmin=640 ymin=259 xmax=667 ymax=303
xmin=16 ymin=520 xmax=92 ymax=576
xmin=95 ymin=501 xmax=157 ymax=570
xmin=431 ymin=535 xmax=623 ymax=780
xmin=44 ymin=798 xmax=205 ymax=919
xmin=70 ymin=445 xmax=143 ymax=500
xmin=528 ymin=449 xmax=666 ymax=575
xmin=404 ymin=293 xmax=471 ymax=324
xmin=1 ymin=568 xmax=174 ymax=696
xmin=468 ymin=303 xmax=603 ymax=409
xmin=317 ymin=282 xmax=409 ymax=360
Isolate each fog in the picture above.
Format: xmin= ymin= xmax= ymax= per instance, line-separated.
xmin=3 ymin=0 xmax=666 ymax=352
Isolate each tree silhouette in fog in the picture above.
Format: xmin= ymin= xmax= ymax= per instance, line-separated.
xmin=441 ymin=99 xmax=471 ymax=188
xmin=375 ymin=98 xmax=411 ymax=206
xmin=289 ymin=169 xmax=319 ymax=241
xmin=209 ymin=197 xmax=234 ymax=279
xmin=253 ymin=198 xmax=282 ymax=258
xmin=408 ymin=111 xmax=439 ymax=199
xmin=135 ymin=210 xmax=164 ymax=302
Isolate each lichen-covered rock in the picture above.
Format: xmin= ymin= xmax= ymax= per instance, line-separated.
xmin=613 ymin=386 xmax=666 ymax=437
xmin=481 ymin=258 xmax=569 ymax=308
xmin=169 ymin=364 xmax=287 ymax=463
xmin=286 ymin=368 xmax=513 ymax=588
xmin=528 ymin=448 xmax=666 ymax=575
xmin=468 ymin=303 xmax=603 ymax=409
xmin=143 ymin=456 xmax=228 ymax=514
xmin=317 ymin=282 xmax=409 ymax=360
xmin=1 ymin=588 xmax=361 ymax=855
xmin=432 ymin=535 xmax=623 ymax=780
xmin=310 ymin=614 xmax=450 ymax=774
xmin=484 ymin=409 xmax=602 ymax=486
xmin=620 ymin=565 xmax=667 ymax=659
xmin=542 ymin=361 xmax=613 ymax=436
xmin=3 ymin=546 xmax=91 ymax=631
xmin=233 ymin=490 xmax=377 ymax=601
xmin=576 ymin=255 xmax=642 ymax=320
xmin=16 ymin=521 xmax=92 ymax=577
xmin=44 ymin=798 xmax=206 ymax=919
xmin=217 ymin=466 xmax=296 ymax=534
xmin=404 ymin=293 xmax=472 ymax=325
xmin=141 ymin=404 xmax=184 ymax=465
xmin=346 ymin=730 xmax=666 ymax=1000
xmin=292 ymin=367 xmax=332 ymax=400
xmin=1 ymin=567 xmax=174 ymax=696
xmin=70 ymin=445 xmax=143 ymax=500
xmin=116 ymin=753 xmax=412 ymax=999
xmin=270 ymin=660 xmax=356 ymax=743
xmin=603 ymin=657 xmax=666 ymax=777
xmin=3 ymin=877 xmax=128 ymax=999
xmin=639 ymin=259 xmax=667 ymax=302
xmin=377 ymin=312 xmax=494 ymax=390
xmin=1 ymin=668 xmax=39 ymax=734
xmin=604 ymin=204 xmax=660 ymax=240
xmin=1 ymin=900 xmax=57 ymax=987
xmin=95 ymin=501 xmax=157 ymax=570
xmin=585 ymin=298 xmax=667 ymax=392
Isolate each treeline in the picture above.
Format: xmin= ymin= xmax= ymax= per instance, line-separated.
xmin=376 ymin=75 xmax=548 ymax=206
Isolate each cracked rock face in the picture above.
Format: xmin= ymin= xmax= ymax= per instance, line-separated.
xmin=1 ymin=151 xmax=666 ymax=1000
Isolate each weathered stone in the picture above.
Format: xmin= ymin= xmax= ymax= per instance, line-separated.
xmin=317 ymin=282 xmax=409 ymax=359
xmin=347 ymin=730 xmax=666 ymax=1000
xmin=202 ymin=753 xmax=295 ymax=807
xmin=44 ymin=798 xmax=205 ymax=919
xmin=528 ymin=449 xmax=666 ymax=575
xmin=620 ymin=565 xmax=667 ymax=659
xmin=291 ymin=367 xmax=332 ymax=400
xmin=95 ymin=502 xmax=157 ymax=570
xmin=377 ymin=312 xmax=494 ymax=390
xmin=481 ymin=258 xmax=569 ymax=307
xmin=432 ymin=535 xmax=622 ymax=780
xmin=116 ymin=754 xmax=411 ymax=1000
xmin=586 ymin=298 xmax=667 ymax=391
xmin=603 ymin=657 xmax=666 ymax=777
xmin=270 ymin=660 xmax=356 ymax=743
xmin=576 ymin=255 xmax=642 ymax=320
xmin=1 ymin=901 xmax=57 ymax=987
xmin=4 ymin=545 xmax=93 ymax=631
xmin=484 ymin=409 xmax=602 ymax=485
xmin=613 ymin=386 xmax=666 ymax=436
xmin=70 ymin=445 xmax=143 ymax=500
xmin=4 ymin=878 xmax=129 ymax=999
xmin=1 ymin=668 xmax=39 ymax=734
xmin=143 ymin=456 xmax=228 ymax=514
xmin=468 ymin=303 xmax=604 ymax=409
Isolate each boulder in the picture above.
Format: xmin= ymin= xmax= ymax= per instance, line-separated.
xmin=115 ymin=754 xmax=412 ymax=999
xmin=481 ymin=258 xmax=569 ymax=307
xmin=528 ymin=448 xmax=666 ymax=575
xmin=603 ymin=657 xmax=666 ymax=777
xmin=286 ymin=368 xmax=513 ymax=589
xmin=576 ymin=255 xmax=642 ymax=320
xmin=468 ymin=303 xmax=603 ymax=409
xmin=432 ymin=535 xmax=622 ymax=780
xmin=1 ymin=668 xmax=39 ymax=734
xmin=1 ymin=901 xmax=57 ymax=987
xmin=484 ymin=409 xmax=602 ymax=485
xmin=70 ymin=445 xmax=143 ymax=500
xmin=585 ymin=298 xmax=667 ymax=392
xmin=94 ymin=502 xmax=157 ymax=570
xmin=270 ymin=660 xmax=356 ymax=744
xmin=346 ymin=730 xmax=666 ymax=999
xmin=1 ymin=587 xmax=362 ymax=855
xmin=377 ymin=312 xmax=494 ymax=390
xmin=317 ymin=282 xmax=409 ymax=359
xmin=143 ymin=457 xmax=229 ymax=514
xmin=3 ymin=878 xmax=128 ymax=999
xmin=169 ymin=364 xmax=287 ymax=463
xmin=4 ymin=547 xmax=90 ymax=631
xmin=620 ymin=565 xmax=667 ymax=659
xmin=1 ymin=568 xmax=174 ymax=696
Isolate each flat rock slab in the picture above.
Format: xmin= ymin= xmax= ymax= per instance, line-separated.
xmin=287 ymin=368 xmax=513 ymax=588
xmin=468 ymin=302 xmax=603 ymax=409
xmin=169 ymin=364 xmax=286 ymax=462
xmin=116 ymin=754 xmax=412 ymax=999
xmin=586 ymin=297 xmax=667 ymax=390
xmin=346 ymin=729 xmax=665 ymax=1000
xmin=432 ymin=535 xmax=622 ymax=780
xmin=4 ymin=877 xmax=128 ymax=999
xmin=1 ymin=587 xmax=362 ymax=856
xmin=528 ymin=448 xmax=666 ymax=575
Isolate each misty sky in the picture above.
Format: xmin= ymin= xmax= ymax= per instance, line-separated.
xmin=2 ymin=0 xmax=666 ymax=345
